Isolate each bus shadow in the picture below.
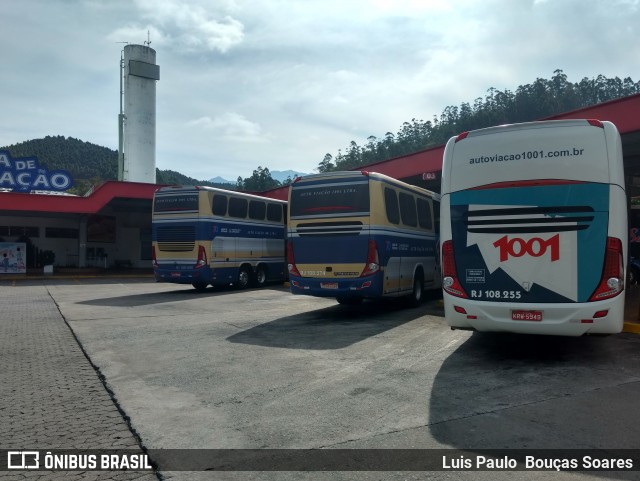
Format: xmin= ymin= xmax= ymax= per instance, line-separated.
xmin=227 ymin=298 xmax=441 ymax=350
xmin=428 ymin=331 xmax=640 ymax=454
xmin=77 ymin=284 xmax=284 ymax=308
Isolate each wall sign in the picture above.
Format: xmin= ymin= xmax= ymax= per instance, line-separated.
xmin=0 ymin=150 xmax=74 ymax=192
xmin=0 ymin=242 xmax=26 ymax=274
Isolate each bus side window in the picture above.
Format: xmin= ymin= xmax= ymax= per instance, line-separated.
xmin=229 ymin=197 xmax=248 ymax=218
xmin=212 ymin=195 xmax=228 ymax=216
xmin=267 ymin=203 xmax=283 ymax=223
xmin=384 ymin=188 xmax=400 ymax=225
xmin=249 ymin=200 xmax=266 ymax=220
xmin=417 ymin=197 xmax=433 ymax=231
xmin=399 ymin=192 xmax=417 ymax=227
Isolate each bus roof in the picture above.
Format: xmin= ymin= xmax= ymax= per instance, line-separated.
xmin=293 ymin=170 xmax=438 ymax=198
xmin=155 ymin=185 xmax=287 ymax=204
xmin=443 ymin=119 xmax=623 ymax=193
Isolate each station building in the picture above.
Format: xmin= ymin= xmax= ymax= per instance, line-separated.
xmin=1 ymin=93 xmax=640 ymax=272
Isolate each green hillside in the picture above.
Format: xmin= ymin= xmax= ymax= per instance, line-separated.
xmin=3 ymin=70 xmax=640 ymax=193
xmin=0 ymin=135 xmax=233 ymax=195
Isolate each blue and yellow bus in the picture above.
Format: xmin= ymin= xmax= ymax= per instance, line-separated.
xmin=152 ymin=185 xmax=287 ymax=291
xmin=287 ymin=171 xmax=440 ymax=305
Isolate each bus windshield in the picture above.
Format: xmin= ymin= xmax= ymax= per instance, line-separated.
xmin=290 ymin=182 xmax=369 ymax=217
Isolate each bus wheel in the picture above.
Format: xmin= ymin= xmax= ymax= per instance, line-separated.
xmin=237 ymin=267 xmax=251 ymax=289
xmin=254 ymin=266 xmax=267 ymax=287
xmin=192 ymin=282 xmax=208 ymax=292
xmin=408 ymin=273 xmax=424 ymax=307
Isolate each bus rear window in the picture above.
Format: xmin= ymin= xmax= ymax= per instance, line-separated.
xmin=290 ymin=183 xmax=370 ymax=217
xmin=153 ymin=194 xmax=199 ymax=213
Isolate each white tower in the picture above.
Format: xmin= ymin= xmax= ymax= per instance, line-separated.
xmin=121 ymin=44 xmax=159 ymax=183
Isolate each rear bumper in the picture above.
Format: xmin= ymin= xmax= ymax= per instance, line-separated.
xmin=154 ymin=265 xmax=211 ymax=284
xmin=443 ymin=294 xmax=625 ymax=336
xmin=289 ymin=274 xmax=383 ymax=299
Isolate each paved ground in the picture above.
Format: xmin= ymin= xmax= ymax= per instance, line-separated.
xmin=0 ymin=281 xmax=159 ymax=480
xmin=3 ymin=277 xmax=640 ymax=481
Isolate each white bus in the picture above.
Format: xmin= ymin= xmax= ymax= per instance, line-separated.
xmin=440 ymin=119 xmax=627 ymax=336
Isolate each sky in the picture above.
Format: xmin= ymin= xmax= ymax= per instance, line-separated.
xmin=2 ymin=0 xmax=640 ymax=182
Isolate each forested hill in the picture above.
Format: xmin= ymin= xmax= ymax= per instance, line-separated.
xmin=2 ymin=70 xmax=640 ymax=193
xmin=318 ymin=70 xmax=640 ymax=172
xmin=0 ymin=136 xmax=229 ymax=195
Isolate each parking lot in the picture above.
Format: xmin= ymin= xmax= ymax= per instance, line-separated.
xmin=3 ymin=277 xmax=640 ymax=480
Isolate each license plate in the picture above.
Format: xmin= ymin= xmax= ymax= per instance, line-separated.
xmin=512 ymin=310 xmax=543 ymax=321
xmin=171 ymin=272 xmax=181 ymax=278
xmin=320 ymin=282 xmax=338 ymax=289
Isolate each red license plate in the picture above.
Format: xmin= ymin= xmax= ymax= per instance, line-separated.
xmin=512 ymin=310 xmax=543 ymax=321
xmin=171 ymin=272 xmax=181 ymax=278
xmin=320 ymin=282 xmax=338 ymax=289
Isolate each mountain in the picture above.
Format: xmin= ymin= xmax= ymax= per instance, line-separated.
xmin=208 ymin=176 xmax=234 ymax=184
xmin=270 ymin=170 xmax=309 ymax=182
xmin=209 ymin=170 xmax=309 ymax=186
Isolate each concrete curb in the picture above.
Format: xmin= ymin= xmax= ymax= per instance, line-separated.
xmin=1 ymin=274 xmax=154 ymax=281
xmin=623 ymin=322 xmax=640 ymax=334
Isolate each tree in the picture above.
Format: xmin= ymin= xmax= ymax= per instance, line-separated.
xmin=237 ymin=166 xmax=281 ymax=192
xmin=317 ymin=153 xmax=335 ymax=173
xmin=319 ymin=70 xmax=640 ymax=173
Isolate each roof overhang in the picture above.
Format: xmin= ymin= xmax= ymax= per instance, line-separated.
xmin=0 ymin=181 xmax=162 ymax=214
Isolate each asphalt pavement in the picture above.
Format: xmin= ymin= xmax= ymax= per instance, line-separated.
xmin=3 ymin=275 xmax=640 ymax=481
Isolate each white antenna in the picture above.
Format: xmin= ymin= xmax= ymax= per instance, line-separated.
xmin=144 ymin=30 xmax=151 ymax=46
xmin=116 ymin=42 xmax=129 ymax=181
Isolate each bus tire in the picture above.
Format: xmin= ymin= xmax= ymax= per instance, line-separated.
xmin=254 ymin=265 xmax=267 ymax=287
xmin=408 ymin=272 xmax=424 ymax=307
xmin=192 ymin=281 xmax=208 ymax=292
xmin=237 ymin=266 xmax=251 ymax=289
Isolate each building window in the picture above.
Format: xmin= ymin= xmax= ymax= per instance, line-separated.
xmin=0 ymin=226 xmax=39 ymax=237
xmin=46 ymin=227 xmax=79 ymax=239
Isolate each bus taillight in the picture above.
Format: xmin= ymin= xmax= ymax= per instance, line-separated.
xmin=195 ymin=245 xmax=208 ymax=269
xmin=287 ymin=241 xmax=301 ymax=277
xmin=152 ymin=245 xmax=158 ymax=268
xmin=589 ymin=237 xmax=624 ymax=301
xmin=360 ymin=240 xmax=379 ymax=277
xmin=442 ymin=240 xmax=468 ymax=298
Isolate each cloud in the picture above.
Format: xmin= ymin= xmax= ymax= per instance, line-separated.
xmin=4 ymin=0 xmax=640 ymax=182
xmin=108 ymin=0 xmax=244 ymax=53
xmin=187 ymin=112 xmax=270 ymax=142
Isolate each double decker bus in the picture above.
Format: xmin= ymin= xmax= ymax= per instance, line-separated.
xmin=440 ymin=119 xmax=627 ymax=335
xmin=287 ymin=171 xmax=440 ymax=305
xmin=152 ymin=185 xmax=287 ymax=291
